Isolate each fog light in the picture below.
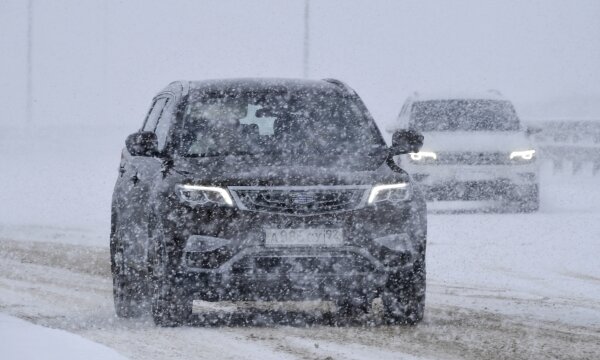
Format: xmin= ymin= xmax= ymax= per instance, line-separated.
xmin=373 ymin=233 xmax=413 ymax=252
xmin=184 ymin=235 xmax=232 ymax=269
xmin=184 ymin=235 xmax=230 ymax=253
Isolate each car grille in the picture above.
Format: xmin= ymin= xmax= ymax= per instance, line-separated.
xmin=433 ymin=151 xmax=511 ymax=165
xmin=228 ymin=186 xmax=369 ymax=215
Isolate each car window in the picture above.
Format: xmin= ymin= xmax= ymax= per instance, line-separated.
xmin=155 ymin=98 xmax=172 ymax=150
xmin=177 ymin=89 xmax=385 ymax=158
xmin=396 ymin=100 xmax=411 ymax=128
xmin=410 ymin=100 xmax=520 ymax=131
xmin=142 ymin=97 xmax=168 ymax=132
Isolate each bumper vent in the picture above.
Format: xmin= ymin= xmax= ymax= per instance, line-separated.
xmin=231 ymin=251 xmax=376 ymax=275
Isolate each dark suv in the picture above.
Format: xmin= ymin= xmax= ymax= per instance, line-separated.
xmin=110 ymin=78 xmax=427 ymax=326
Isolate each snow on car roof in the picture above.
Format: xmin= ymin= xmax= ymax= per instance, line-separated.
xmin=188 ymin=78 xmax=345 ymax=93
xmin=159 ymin=78 xmax=352 ymax=97
xmin=411 ymin=90 xmax=506 ymax=102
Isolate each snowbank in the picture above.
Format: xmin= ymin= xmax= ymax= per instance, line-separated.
xmin=0 ymin=313 xmax=128 ymax=360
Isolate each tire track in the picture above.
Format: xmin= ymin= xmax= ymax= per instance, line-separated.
xmin=0 ymin=239 xmax=598 ymax=360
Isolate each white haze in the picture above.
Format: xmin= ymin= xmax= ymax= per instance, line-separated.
xmin=1 ymin=0 xmax=600 ymax=130
xmin=1 ymin=2 xmax=600 ymax=359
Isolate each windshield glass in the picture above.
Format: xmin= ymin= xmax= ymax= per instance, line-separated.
xmin=176 ymin=88 xmax=385 ymax=157
xmin=410 ymin=99 xmax=520 ymax=131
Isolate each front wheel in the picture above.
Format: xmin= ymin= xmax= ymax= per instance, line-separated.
xmin=110 ymin=228 xmax=149 ymax=318
xmin=517 ymin=184 xmax=539 ymax=213
xmin=150 ymin=235 xmax=192 ymax=327
xmin=382 ymin=257 xmax=426 ymax=325
xmin=507 ymin=184 xmax=539 ymax=213
xmin=335 ymin=294 xmax=371 ymax=322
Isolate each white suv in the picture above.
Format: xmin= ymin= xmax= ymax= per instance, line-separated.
xmin=393 ymin=91 xmax=539 ymax=212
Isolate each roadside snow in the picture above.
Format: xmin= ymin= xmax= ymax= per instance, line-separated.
xmin=0 ymin=313 xmax=128 ymax=360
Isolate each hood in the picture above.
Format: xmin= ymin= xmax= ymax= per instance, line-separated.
xmin=169 ymin=153 xmax=406 ymax=186
xmin=421 ymin=131 xmax=533 ymax=152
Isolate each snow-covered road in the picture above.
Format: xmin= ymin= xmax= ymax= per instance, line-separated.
xmin=1 ymin=203 xmax=599 ymax=360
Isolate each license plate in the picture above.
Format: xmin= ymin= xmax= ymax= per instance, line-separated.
xmin=264 ymin=228 xmax=343 ymax=247
xmin=454 ymin=169 xmax=493 ymax=181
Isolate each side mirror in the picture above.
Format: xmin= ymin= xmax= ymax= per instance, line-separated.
xmin=391 ymin=129 xmax=424 ymax=155
xmin=126 ymin=131 xmax=159 ymax=156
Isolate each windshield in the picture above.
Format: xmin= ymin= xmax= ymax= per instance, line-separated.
xmin=410 ymin=99 xmax=520 ymax=131
xmin=176 ymin=88 xmax=385 ymax=157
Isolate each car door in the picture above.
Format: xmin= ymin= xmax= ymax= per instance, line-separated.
xmin=114 ymin=95 xmax=173 ymax=271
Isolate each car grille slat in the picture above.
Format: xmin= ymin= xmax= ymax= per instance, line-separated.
xmin=434 ymin=151 xmax=511 ymax=165
xmin=229 ymin=187 xmax=368 ymax=215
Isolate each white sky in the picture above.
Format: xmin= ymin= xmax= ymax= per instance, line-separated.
xmin=1 ymin=0 xmax=599 ymax=129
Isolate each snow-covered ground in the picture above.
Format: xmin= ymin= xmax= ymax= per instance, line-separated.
xmin=1 ymin=127 xmax=599 ymax=359
xmin=0 ymin=313 xmax=127 ymax=360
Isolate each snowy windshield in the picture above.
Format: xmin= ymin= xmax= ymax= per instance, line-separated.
xmin=177 ymin=88 xmax=385 ymax=157
xmin=411 ymin=100 xmax=520 ymax=132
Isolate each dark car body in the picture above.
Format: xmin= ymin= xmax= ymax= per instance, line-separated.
xmin=110 ymin=78 xmax=427 ymax=326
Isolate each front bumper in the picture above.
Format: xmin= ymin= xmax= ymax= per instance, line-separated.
xmin=185 ymin=258 xmax=392 ymax=301
xmin=158 ymin=200 xmax=426 ymax=301
xmin=403 ymin=162 xmax=538 ymax=201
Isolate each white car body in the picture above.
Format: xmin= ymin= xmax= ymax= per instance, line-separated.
xmin=392 ymin=92 xmax=540 ymax=210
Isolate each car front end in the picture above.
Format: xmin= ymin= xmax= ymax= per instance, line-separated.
xmin=403 ymin=146 xmax=538 ymax=202
xmin=395 ymin=97 xmax=540 ymax=211
xmin=152 ymin=163 xmax=426 ymax=304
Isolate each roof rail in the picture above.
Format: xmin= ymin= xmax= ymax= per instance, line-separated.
xmin=165 ymin=80 xmax=189 ymax=96
xmin=322 ymin=78 xmax=356 ymax=95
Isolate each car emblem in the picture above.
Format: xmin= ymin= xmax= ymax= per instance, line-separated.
xmin=290 ymin=192 xmax=315 ymax=205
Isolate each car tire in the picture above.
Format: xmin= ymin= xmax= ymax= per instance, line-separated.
xmin=110 ymin=226 xmax=148 ymax=318
xmin=150 ymin=232 xmax=192 ymax=327
xmin=382 ymin=256 xmax=426 ymax=325
xmin=336 ymin=295 xmax=371 ymax=321
xmin=517 ymin=184 xmax=540 ymax=213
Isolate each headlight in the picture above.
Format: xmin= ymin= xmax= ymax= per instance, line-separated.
xmin=409 ymin=151 xmax=437 ymax=161
xmin=177 ymin=185 xmax=234 ymax=206
xmin=509 ymin=149 xmax=536 ymax=160
xmin=368 ymin=183 xmax=410 ymax=204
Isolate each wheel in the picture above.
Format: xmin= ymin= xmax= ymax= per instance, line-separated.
xmin=382 ymin=256 xmax=426 ymax=325
xmin=512 ymin=184 xmax=539 ymax=213
xmin=150 ymin=232 xmax=192 ymax=327
xmin=336 ymin=294 xmax=371 ymax=321
xmin=110 ymin=224 xmax=148 ymax=318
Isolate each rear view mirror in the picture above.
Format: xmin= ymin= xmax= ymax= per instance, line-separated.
xmin=126 ymin=131 xmax=159 ymax=156
xmin=391 ymin=129 xmax=424 ymax=155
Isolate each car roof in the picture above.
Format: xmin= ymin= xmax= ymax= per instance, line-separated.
xmin=168 ymin=78 xmax=350 ymax=94
xmin=410 ymin=90 xmax=506 ymax=102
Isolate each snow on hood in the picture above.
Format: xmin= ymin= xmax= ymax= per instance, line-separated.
xmin=420 ymin=131 xmax=533 ymax=152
